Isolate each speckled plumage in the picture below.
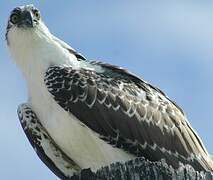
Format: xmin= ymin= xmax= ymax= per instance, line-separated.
xmin=7 ymin=4 xmax=213 ymax=180
xmin=44 ymin=62 xmax=213 ymax=172
xmin=17 ymin=103 xmax=80 ymax=179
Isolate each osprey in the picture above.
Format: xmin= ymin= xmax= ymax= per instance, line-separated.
xmin=6 ymin=4 xmax=213 ymax=179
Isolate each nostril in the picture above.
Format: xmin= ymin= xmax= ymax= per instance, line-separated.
xmin=33 ymin=19 xmax=38 ymax=23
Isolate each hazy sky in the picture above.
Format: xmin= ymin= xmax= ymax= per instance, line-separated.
xmin=1 ymin=1 xmax=213 ymax=179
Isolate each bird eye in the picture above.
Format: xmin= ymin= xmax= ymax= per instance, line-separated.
xmin=33 ymin=9 xmax=40 ymax=19
xmin=10 ymin=14 xmax=19 ymax=24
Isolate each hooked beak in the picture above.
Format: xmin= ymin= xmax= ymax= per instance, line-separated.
xmin=18 ymin=10 xmax=34 ymax=28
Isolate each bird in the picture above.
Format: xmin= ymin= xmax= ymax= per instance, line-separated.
xmin=6 ymin=4 xmax=213 ymax=179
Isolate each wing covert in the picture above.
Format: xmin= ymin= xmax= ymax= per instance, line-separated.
xmin=44 ymin=63 xmax=212 ymax=171
xmin=17 ymin=103 xmax=80 ymax=179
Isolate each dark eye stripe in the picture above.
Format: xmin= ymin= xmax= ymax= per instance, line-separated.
xmin=11 ymin=7 xmax=21 ymax=15
xmin=10 ymin=12 xmax=19 ymax=17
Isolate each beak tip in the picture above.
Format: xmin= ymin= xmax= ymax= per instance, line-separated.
xmin=19 ymin=11 xmax=34 ymax=28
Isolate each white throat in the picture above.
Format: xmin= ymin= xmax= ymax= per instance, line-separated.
xmin=7 ymin=17 xmax=135 ymax=171
xmin=7 ymin=21 xmax=79 ymax=84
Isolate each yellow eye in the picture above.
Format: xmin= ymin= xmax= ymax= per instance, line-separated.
xmin=33 ymin=10 xmax=40 ymax=19
xmin=10 ymin=14 xmax=19 ymax=24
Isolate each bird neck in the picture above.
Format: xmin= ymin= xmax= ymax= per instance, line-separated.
xmin=8 ymin=24 xmax=79 ymax=84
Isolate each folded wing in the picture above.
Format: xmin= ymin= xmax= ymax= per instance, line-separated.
xmin=17 ymin=103 xmax=80 ymax=179
xmin=44 ymin=62 xmax=212 ymax=171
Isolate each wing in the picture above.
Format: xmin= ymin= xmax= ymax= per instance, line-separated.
xmin=53 ymin=36 xmax=86 ymax=60
xmin=44 ymin=62 xmax=213 ymax=171
xmin=17 ymin=103 xmax=81 ymax=179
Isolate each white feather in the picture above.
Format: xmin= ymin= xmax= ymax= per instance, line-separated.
xmin=7 ymin=19 xmax=134 ymax=171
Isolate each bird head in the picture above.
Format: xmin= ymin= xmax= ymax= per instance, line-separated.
xmin=6 ymin=5 xmax=79 ymax=78
xmin=6 ymin=4 xmax=51 ymax=46
xmin=6 ymin=5 xmax=55 ymax=68
xmin=9 ymin=5 xmax=40 ymax=28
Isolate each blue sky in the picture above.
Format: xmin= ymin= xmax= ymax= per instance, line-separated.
xmin=1 ymin=1 xmax=213 ymax=179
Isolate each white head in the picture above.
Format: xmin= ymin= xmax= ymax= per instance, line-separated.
xmin=6 ymin=4 xmax=52 ymax=45
xmin=6 ymin=4 xmax=79 ymax=80
xmin=6 ymin=5 xmax=54 ymax=65
xmin=6 ymin=5 xmax=57 ymax=77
